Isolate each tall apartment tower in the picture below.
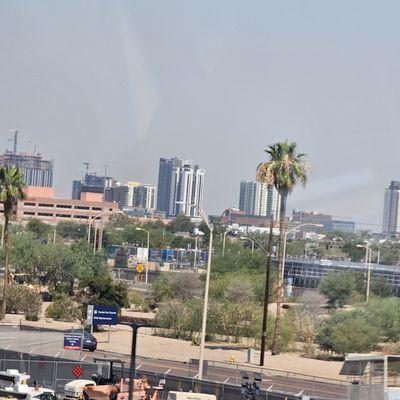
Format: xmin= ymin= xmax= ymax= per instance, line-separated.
xmin=0 ymin=151 xmax=53 ymax=187
xmin=239 ymin=181 xmax=283 ymax=220
xmin=382 ymin=181 xmax=400 ymax=239
xmin=132 ymin=184 xmax=157 ymax=210
xmin=157 ymin=158 xmax=205 ymax=217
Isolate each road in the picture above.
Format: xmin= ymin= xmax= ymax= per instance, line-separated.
xmin=0 ymin=329 xmax=347 ymax=399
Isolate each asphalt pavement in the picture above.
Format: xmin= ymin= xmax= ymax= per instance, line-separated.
xmin=0 ymin=329 xmax=347 ymax=399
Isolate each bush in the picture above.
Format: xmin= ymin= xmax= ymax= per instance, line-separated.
xmin=316 ymin=310 xmax=379 ymax=356
xmin=128 ymin=290 xmax=150 ymax=312
xmin=364 ymin=297 xmax=400 ymax=342
xmin=7 ymin=285 xmax=41 ymax=321
xmin=45 ymin=296 xmax=82 ymax=322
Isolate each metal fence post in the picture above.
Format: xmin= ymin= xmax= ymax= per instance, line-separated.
xmin=313 ymin=375 xmax=316 ymax=396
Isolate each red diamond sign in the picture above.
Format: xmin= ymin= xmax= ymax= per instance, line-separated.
xmin=72 ymin=365 xmax=84 ymax=379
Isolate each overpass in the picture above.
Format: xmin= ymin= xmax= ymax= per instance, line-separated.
xmin=282 ymin=258 xmax=400 ymax=295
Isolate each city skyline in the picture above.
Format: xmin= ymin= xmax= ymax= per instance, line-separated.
xmin=2 ymin=2 xmax=400 ymax=230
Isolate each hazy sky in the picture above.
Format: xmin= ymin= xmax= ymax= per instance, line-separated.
xmin=1 ymin=1 xmax=399 ymax=230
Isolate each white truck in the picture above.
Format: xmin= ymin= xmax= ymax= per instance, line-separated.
xmin=167 ymin=392 xmax=216 ymax=400
xmin=0 ymin=369 xmax=56 ymax=400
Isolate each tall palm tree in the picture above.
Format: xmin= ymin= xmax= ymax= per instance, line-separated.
xmin=257 ymin=141 xmax=307 ymax=355
xmin=0 ymin=166 xmax=25 ymax=319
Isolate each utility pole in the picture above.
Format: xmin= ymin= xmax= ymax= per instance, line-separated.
xmin=260 ymin=218 xmax=274 ymax=366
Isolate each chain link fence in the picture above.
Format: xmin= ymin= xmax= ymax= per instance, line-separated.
xmin=0 ymin=349 xmax=334 ymax=400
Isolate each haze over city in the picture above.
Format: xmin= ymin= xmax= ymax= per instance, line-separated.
xmin=2 ymin=1 xmax=400 ymax=229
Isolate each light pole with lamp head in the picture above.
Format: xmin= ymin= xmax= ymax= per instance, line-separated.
xmin=136 ymin=228 xmax=150 ymax=284
xmin=176 ymin=201 xmax=213 ymax=380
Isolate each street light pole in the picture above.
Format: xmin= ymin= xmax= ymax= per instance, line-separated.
xmin=199 ymin=219 xmax=213 ymax=380
xmin=176 ymin=202 xmax=212 ymax=380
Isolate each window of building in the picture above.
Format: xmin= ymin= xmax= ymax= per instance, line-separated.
xmin=38 ymin=212 xmax=53 ymax=217
xmin=75 ymin=205 xmax=90 ymax=210
xmin=92 ymin=207 xmax=102 ymax=211
xmin=56 ymin=214 xmax=71 ymax=218
xmin=24 ymin=211 xmax=35 ymax=216
xmin=38 ymin=203 xmax=54 ymax=208
xmin=24 ymin=202 xmax=36 ymax=207
xmin=75 ymin=215 xmax=89 ymax=219
xmin=56 ymin=204 xmax=72 ymax=209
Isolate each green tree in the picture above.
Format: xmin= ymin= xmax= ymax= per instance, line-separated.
xmin=257 ymin=141 xmax=308 ymax=355
xmin=318 ymin=271 xmax=357 ymax=307
xmin=364 ymin=297 xmax=400 ymax=342
xmin=0 ymin=166 xmax=25 ymax=318
xmin=342 ymin=242 xmax=364 ymax=262
xmin=316 ymin=310 xmax=379 ymax=356
xmin=79 ymin=275 xmax=129 ymax=310
xmin=26 ymin=218 xmax=51 ymax=240
xmin=167 ymin=215 xmax=195 ymax=233
xmin=56 ymin=221 xmax=87 ymax=240
xmin=71 ymin=240 xmax=108 ymax=281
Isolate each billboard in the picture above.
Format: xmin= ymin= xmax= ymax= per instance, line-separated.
xmin=87 ymin=304 xmax=118 ymax=326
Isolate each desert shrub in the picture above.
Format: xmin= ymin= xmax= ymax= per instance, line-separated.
xmin=45 ymin=295 xmax=82 ymax=322
xmin=364 ymin=297 xmax=400 ymax=342
xmin=7 ymin=284 xmax=41 ymax=321
xmin=316 ymin=310 xmax=379 ymax=356
xmin=128 ymin=290 xmax=150 ymax=312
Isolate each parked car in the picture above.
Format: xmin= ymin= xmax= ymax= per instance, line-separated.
xmin=65 ymin=329 xmax=97 ymax=352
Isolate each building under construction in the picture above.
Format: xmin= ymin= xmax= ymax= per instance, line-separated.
xmin=0 ymin=151 xmax=54 ymax=187
xmin=0 ymin=130 xmax=54 ymax=187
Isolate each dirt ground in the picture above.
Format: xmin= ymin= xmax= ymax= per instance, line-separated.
xmin=3 ymin=309 xmax=345 ymax=381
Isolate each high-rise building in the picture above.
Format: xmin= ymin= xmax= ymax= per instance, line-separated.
xmin=382 ymin=181 xmax=400 ymax=239
xmin=104 ymin=181 xmax=157 ymax=210
xmin=0 ymin=151 xmax=53 ymax=187
xmin=239 ymin=181 xmax=282 ymax=219
xmin=72 ymin=172 xmax=114 ymax=200
xmin=132 ymin=184 xmax=157 ymax=210
xmin=157 ymin=158 xmax=205 ymax=217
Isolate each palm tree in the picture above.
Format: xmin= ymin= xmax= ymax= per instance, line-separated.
xmin=257 ymin=141 xmax=307 ymax=355
xmin=0 ymin=166 xmax=25 ymax=319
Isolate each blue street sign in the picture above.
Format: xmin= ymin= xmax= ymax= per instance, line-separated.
xmin=91 ymin=305 xmax=119 ymax=325
xmin=64 ymin=333 xmax=82 ymax=350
